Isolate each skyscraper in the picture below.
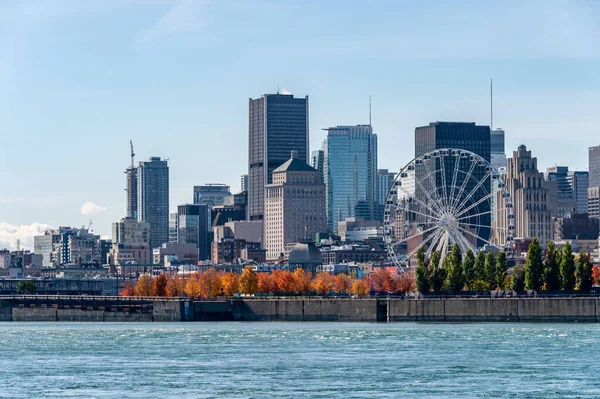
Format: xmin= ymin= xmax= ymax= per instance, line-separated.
xmin=248 ymin=93 xmax=309 ymax=221
xmin=414 ymin=122 xmax=491 ymax=245
xmin=324 ymin=125 xmax=377 ymax=232
xmin=311 ymin=149 xmax=325 ymax=184
xmin=589 ymin=145 xmax=600 ymax=187
xmin=376 ymin=169 xmax=396 ymax=205
xmin=125 ymin=141 xmax=137 ymax=219
xmin=137 ymin=157 xmax=169 ymax=249
xmin=490 ymin=128 xmax=507 ymax=170
xmin=567 ymin=171 xmax=589 ymax=214
xmin=546 ymin=166 xmax=575 ymax=218
xmin=264 ymin=151 xmax=326 ymax=260
xmin=240 ymin=174 xmax=248 ymax=193
xmin=497 ymin=145 xmax=553 ymax=245
xmin=177 ymin=204 xmax=209 ymax=261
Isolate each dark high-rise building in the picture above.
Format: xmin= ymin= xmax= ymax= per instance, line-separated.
xmin=125 ymin=167 xmax=138 ymax=219
xmin=177 ymin=204 xmax=209 ymax=261
xmin=414 ymin=122 xmax=491 ymax=246
xmin=311 ymin=149 xmax=325 ymax=184
xmin=137 ymin=157 xmax=169 ymax=249
xmin=248 ymin=93 xmax=309 ymax=221
xmin=589 ymin=145 xmax=600 ymax=188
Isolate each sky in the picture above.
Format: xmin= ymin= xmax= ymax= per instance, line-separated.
xmin=1 ymin=0 xmax=599 ymax=250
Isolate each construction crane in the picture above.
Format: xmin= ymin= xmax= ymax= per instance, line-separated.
xmin=88 ymin=219 xmax=94 ymax=233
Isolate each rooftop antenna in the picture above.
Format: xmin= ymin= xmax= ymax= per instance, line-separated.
xmin=369 ymin=95 xmax=372 ymax=126
xmin=130 ymin=140 xmax=135 ymax=169
xmin=490 ymin=78 xmax=493 ymax=131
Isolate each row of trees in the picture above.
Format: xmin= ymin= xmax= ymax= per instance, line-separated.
xmin=414 ymin=239 xmax=597 ymax=293
xmin=121 ymin=267 xmax=374 ymax=298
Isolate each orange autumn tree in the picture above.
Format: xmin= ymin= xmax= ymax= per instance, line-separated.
xmin=154 ymin=274 xmax=168 ymax=297
xmin=312 ymin=272 xmax=333 ymax=295
xmin=592 ymin=265 xmax=600 ymax=286
xmin=332 ymin=274 xmax=350 ymax=294
xmin=166 ymin=275 xmax=186 ymax=297
xmin=239 ymin=266 xmax=259 ymax=295
xmin=348 ymin=278 xmax=370 ymax=297
xmin=199 ymin=268 xmax=223 ymax=297
xmin=185 ymin=273 xmax=202 ymax=297
xmin=119 ymin=283 xmax=136 ymax=297
xmin=135 ymin=275 xmax=155 ymax=296
xmin=257 ymin=273 xmax=272 ymax=294
xmin=270 ymin=270 xmax=283 ymax=295
xmin=277 ymin=270 xmax=295 ymax=294
xmin=221 ymin=272 xmax=240 ymax=296
xmin=371 ymin=268 xmax=393 ymax=294
xmin=292 ymin=268 xmax=312 ymax=294
xmin=395 ymin=270 xmax=415 ymax=295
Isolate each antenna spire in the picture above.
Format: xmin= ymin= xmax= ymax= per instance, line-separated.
xmin=369 ymin=95 xmax=372 ymax=126
xmin=490 ymin=78 xmax=493 ymax=131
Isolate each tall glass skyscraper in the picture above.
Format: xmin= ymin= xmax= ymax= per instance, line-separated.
xmin=324 ymin=125 xmax=377 ymax=232
xmin=177 ymin=204 xmax=209 ymax=261
xmin=137 ymin=157 xmax=169 ymax=250
xmin=248 ymin=93 xmax=309 ymax=221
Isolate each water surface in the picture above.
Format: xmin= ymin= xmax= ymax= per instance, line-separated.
xmin=0 ymin=322 xmax=598 ymax=398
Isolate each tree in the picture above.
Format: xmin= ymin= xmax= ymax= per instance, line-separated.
xmin=119 ymin=283 xmax=136 ymax=297
xmin=543 ymin=241 xmax=561 ymax=291
xmin=153 ymin=274 xmax=168 ymax=297
xmin=462 ymin=249 xmax=476 ymax=290
xmin=445 ymin=244 xmax=464 ymax=292
xmin=560 ymin=241 xmax=576 ymax=290
xmin=199 ymin=269 xmax=223 ymax=297
xmin=311 ymin=272 xmax=333 ymax=295
xmin=511 ymin=266 xmax=525 ymax=291
xmin=495 ymin=252 xmax=508 ymax=290
xmin=576 ymin=251 xmax=593 ymax=291
xmin=415 ymin=246 xmax=430 ymax=293
xmin=332 ymin=274 xmax=350 ymax=294
xmin=239 ymin=266 xmax=259 ymax=295
xmin=428 ymin=251 xmax=446 ymax=293
xmin=395 ymin=270 xmax=415 ymax=295
xmin=524 ymin=238 xmax=544 ymax=291
xmin=221 ymin=272 xmax=240 ymax=296
xmin=277 ymin=270 xmax=295 ymax=294
xmin=135 ymin=275 xmax=155 ymax=296
xmin=185 ymin=274 xmax=202 ymax=297
xmin=474 ymin=251 xmax=486 ymax=282
xmin=270 ymin=270 xmax=283 ymax=295
xmin=16 ymin=281 xmax=37 ymax=294
xmin=348 ymin=278 xmax=370 ymax=297
xmin=292 ymin=268 xmax=312 ymax=294
xmin=371 ymin=268 xmax=393 ymax=294
xmin=593 ymin=265 xmax=600 ymax=286
xmin=257 ymin=273 xmax=272 ymax=294
xmin=484 ymin=252 xmax=497 ymax=289
xmin=166 ymin=275 xmax=185 ymax=297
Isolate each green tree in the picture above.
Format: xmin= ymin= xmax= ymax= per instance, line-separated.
xmin=495 ymin=252 xmax=508 ymax=290
xmin=462 ymin=249 xmax=476 ymax=290
xmin=428 ymin=251 xmax=446 ymax=293
xmin=415 ymin=246 xmax=430 ymax=293
xmin=511 ymin=265 xmax=525 ymax=291
xmin=543 ymin=241 xmax=561 ymax=291
xmin=17 ymin=281 xmax=37 ymax=294
xmin=524 ymin=238 xmax=544 ymax=291
xmin=576 ymin=251 xmax=593 ymax=291
xmin=560 ymin=241 xmax=576 ymax=291
xmin=484 ymin=252 xmax=497 ymax=289
xmin=445 ymin=244 xmax=464 ymax=292
xmin=474 ymin=251 xmax=486 ymax=282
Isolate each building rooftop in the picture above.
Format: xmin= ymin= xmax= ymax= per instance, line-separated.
xmin=288 ymin=242 xmax=323 ymax=265
xmin=273 ymin=152 xmax=316 ymax=173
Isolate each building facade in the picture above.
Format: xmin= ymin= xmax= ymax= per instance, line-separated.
xmin=546 ymin=166 xmax=576 ymax=218
xmin=324 ymin=125 xmax=377 ymax=232
xmin=248 ymin=93 xmax=309 ymax=221
xmin=240 ymin=174 xmax=248 ymax=193
xmin=112 ymin=218 xmax=151 ymax=245
xmin=311 ymin=149 xmax=325 ymax=184
xmin=497 ymin=145 xmax=553 ymax=245
xmin=490 ymin=128 xmax=507 ymax=170
xmin=177 ymin=204 xmax=209 ymax=261
xmin=137 ymin=157 xmax=169 ymax=249
xmin=567 ymin=171 xmax=589 ymax=215
xmin=264 ymin=152 xmax=326 ymax=260
xmin=589 ymin=145 xmax=600 ymax=188
xmin=376 ymin=169 xmax=395 ymax=206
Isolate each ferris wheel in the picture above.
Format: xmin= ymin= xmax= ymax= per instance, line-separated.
xmin=383 ymin=148 xmax=515 ymax=269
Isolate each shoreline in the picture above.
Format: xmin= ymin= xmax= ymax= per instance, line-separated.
xmin=3 ymin=296 xmax=600 ymax=323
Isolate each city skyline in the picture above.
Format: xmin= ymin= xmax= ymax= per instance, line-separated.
xmin=1 ymin=0 xmax=599 ymax=249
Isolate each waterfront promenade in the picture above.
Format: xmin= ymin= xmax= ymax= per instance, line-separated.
xmin=3 ymin=295 xmax=600 ymax=322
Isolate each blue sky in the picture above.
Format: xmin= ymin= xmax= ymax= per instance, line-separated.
xmin=1 ymin=0 xmax=599 ymax=249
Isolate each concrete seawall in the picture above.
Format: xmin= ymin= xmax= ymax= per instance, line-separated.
xmin=2 ymin=297 xmax=600 ymax=322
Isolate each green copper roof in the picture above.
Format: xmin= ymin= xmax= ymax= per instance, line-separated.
xmin=273 ymin=158 xmax=316 ymax=173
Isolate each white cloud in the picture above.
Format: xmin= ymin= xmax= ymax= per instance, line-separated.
xmin=137 ymin=0 xmax=209 ymax=42
xmin=80 ymin=202 xmax=107 ymax=216
xmin=0 ymin=222 xmax=53 ymax=251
